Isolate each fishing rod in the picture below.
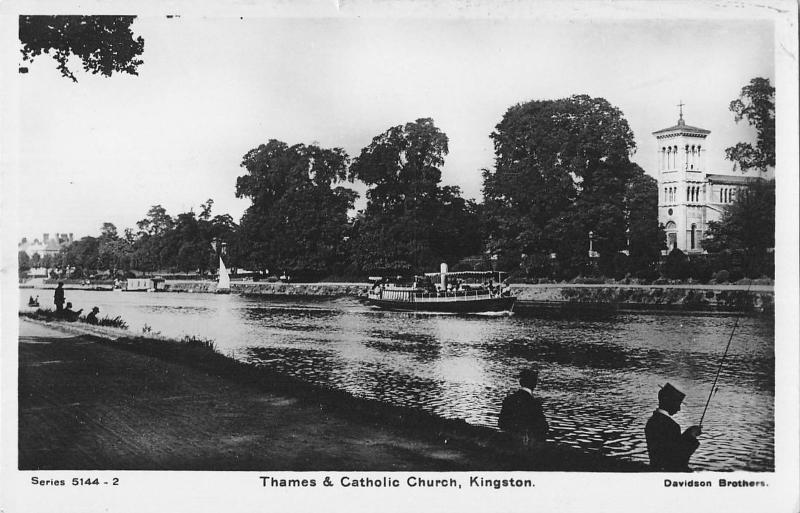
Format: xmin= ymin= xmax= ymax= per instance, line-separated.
xmin=698 ymin=280 xmax=754 ymax=427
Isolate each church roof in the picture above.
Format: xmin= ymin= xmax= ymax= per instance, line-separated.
xmin=706 ymin=174 xmax=762 ymax=185
xmin=652 ymin=117 xmax=710 ymax=136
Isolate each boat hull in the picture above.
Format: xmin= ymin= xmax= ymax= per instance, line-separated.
xmin=366 ymin=295 xmax=516 ymax=314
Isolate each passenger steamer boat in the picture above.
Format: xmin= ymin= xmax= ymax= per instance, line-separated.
xmin=366 ymin=264 xmax=516 ymax=314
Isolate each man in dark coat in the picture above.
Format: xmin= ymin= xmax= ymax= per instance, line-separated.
xmin=86 ymin=306 xmax=100 ymax=325
xmin=498 ymin=368 xmax=549 ymax=445
xmin=54 ymin=282 xmax=65 ymax=312
xmin=62 ymin=302 xmax=83 ymax=321
xmin=645 ymin=383 xmax=702 ymax=471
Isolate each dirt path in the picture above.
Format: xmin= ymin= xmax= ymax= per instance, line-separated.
xmin=18 ymin=319 xmax=643 ymax=471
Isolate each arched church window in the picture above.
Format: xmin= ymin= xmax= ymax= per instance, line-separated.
xmin=690 ymin=223 xmax=697 ymax=249
xmin=665 ymin=221 xmax=677 ymax=250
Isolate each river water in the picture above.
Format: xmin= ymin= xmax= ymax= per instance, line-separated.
xmin=20 ymin=289 xmax=774 ymax=471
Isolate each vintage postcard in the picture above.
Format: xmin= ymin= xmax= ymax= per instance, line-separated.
xmin=1 ymin=1 xmax=797 ymax=512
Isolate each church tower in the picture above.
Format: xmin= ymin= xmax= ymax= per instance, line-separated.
xmin=652 ymin=104 xmax=710 ymax=253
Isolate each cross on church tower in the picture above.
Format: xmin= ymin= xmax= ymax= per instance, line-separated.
xmin=677 ymin=100 xmax=685 ymax=124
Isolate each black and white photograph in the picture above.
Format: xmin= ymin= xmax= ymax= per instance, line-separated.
xmin=1 ymin=1 xmax=797 ymax=512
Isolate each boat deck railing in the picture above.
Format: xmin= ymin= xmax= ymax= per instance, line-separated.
xmin=369 ymin=289 xmax=511 ymax=302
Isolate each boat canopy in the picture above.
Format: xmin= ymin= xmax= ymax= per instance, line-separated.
xmin=423 ymin=270 xmax=506 ymax=278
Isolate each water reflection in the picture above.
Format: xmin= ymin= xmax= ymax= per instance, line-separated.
xmin=21 ymin=289 xmax=774 ymax=471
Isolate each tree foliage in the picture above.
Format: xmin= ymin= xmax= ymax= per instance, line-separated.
xmin=482 ymin=95 xmax=648 ymax=278
xmin=61 ymin=235 xmax=100 ymax=275
xmin=129 ymin=202 xmax=236 ymax=274
xmin=624 ymin=171 xmax=665 ymax=274
xmin=18 ymin=251 xmax=31 ymax=272
xmin=348 ymin=118 xmax=481 ymax=273
xmin=53 ymin=202 xmax=238 ymax=277
xmin=19 ymin=15 xmax=144 ymax=82
xmin=725 ymin=77 xmax=775 ymax=172
xmin=235 ymin=140 xmax=357 ymax=278
xmin=704 ymin=179 xmax=775 ymax=277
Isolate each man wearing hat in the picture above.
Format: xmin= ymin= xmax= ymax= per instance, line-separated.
xmin=498 ymin=368 xmax=549 ymax=446
xmin=86 ymin=306 xmax=100 ymax=325
xmin=645 ymin=383 xmax=702 ymax=471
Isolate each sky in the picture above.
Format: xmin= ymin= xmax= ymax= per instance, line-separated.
xmin=10 ymin=8 xmax=775 ymax=240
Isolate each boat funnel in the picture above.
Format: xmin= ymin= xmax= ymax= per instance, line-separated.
xmin=440 ymin=262 xmax=448 ymax=289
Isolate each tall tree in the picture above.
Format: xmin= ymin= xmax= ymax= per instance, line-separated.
xmin=168 ymin=212 xmax=211 ymax=274
xmin=132 ymin=205 xmax=175 ymax=271
xmin=136 ymin=205 xmax=174 ymax=236
xmin=624 ymin=170 xmax=665 ymax=274
xmin=18 ymin=251 xmax=31 ymax=272
xmin=483 ymin=95 xmax=636 ymax=276
xmin=61 ymin=236 xmax=100 ymax=276
xmin=97 ymin=222 xmax=132 ymax=275
xmin=236 ymin=140 xmax=357 ymax=278
xmin=100 ymin=222 xmax=119 ymax=239
xmin=725 ymin=77 xmax=775 ymax=172
xmin=348 ymin=118 xmax=480 ymax=273
xmin=704 ymin=178 xmax=775 ymax=277
xmin=19 ymin=15 xmax=145 ymax=82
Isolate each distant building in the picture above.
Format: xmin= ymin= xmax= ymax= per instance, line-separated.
xmin=18 ymin=232 xmax=74 ymax=258
xmin=653 ymin=109 xmax=770 ymax=254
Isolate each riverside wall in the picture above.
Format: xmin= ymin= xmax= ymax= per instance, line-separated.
xmin=509 ymin=283 xmax=774 ymax=314
xmin=161 ymin=281 xmax=773 ymax=314
xmin=164 ymin=280 xmax=371 ymax=296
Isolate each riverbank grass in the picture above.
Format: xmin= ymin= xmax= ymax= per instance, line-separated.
xmin=20 ymin=308 xmax=129 ymax=329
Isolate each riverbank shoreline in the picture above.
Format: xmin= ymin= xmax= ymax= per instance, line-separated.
xmin=18 ymin=318 xmax=647 ymax=471
xmin=166 ymin=281 xmax=776 ymax=314
xmin=21 ymin=281 xmax=774 ymax=313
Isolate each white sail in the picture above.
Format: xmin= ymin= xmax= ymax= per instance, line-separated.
xmin=218 ymin=257 xmax=231 ymax=290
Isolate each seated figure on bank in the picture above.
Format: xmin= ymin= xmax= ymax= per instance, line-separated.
xmin=498 ymin=367 xmax=549 ymax=445
xmin=62 ymin=302 xmax=83 ymax=321
xmin=85 ymin=306 xmax=100 ymax=325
